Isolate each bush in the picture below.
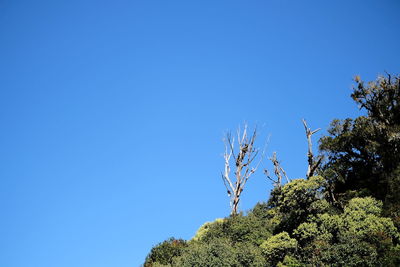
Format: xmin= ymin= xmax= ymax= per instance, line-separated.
xmin=174 ymin=238 xmax=238 ymax=266
xmin=192 ymin=218 xmax=224 ymax=241
xmin=269 ymin=176 xmax=326 ymax=233
xmin=194 ymin=214 xmax=272 ymax=246
xmin=260 ymin=232 xmax=298 ymax=265
xmin=144 ymin=238 xmax=187 ymax=266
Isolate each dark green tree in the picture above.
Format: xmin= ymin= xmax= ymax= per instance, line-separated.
xmin=320 ymin=74 xmax=400 ymax=212
xmin=267 ymin=176 xmax=330 ymax=233
xmin=144 ymin=238 xmax=187 ymax=267
xmin=293 ymin=197 xmax=399 ymax=266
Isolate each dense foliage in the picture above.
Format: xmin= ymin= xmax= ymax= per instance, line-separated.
xmin=320 ymin=74 xmax=400 ymax=217
xmin=143 ymin=74 xmax=400 ymax=266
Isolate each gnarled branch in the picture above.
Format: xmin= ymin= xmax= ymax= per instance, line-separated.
xmin=222 ymin=124 xmax=262 ymax=216
xmin=264 ymin=152 xmax=289 ymax=188
xmin=302 ymin=119 xmax=323 ymax=178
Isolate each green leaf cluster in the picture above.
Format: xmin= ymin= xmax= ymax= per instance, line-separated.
xmin=260 ymin=232 xmax=297 ymax=265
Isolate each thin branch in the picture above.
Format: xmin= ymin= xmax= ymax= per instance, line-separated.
xmin=221 ymin=124 xmax=262 ymax=216
xmin=265 ymin=152 xmax=289 ymax=188
xmin=302 ymin=119 xmax=322 ymax=178
xmin=226 ymin=133 xmax=236 ymax=162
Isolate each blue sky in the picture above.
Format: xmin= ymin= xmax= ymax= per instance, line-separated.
xmin=1 ymin=1 xmax=399 ymax=266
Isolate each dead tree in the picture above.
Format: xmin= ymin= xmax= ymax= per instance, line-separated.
xmin=221 ymin=124 xmax=261 ymax=216
xmin=302 ymin=119 xmax=323 ymax=178
xmin=264 ymin=152 xmax=290 ymax=188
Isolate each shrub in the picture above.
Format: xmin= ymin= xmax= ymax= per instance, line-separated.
xmin=144 ymin=238 xmax=187 ymax=266
xmin=260 ymin=232 xmax=298 ymax=265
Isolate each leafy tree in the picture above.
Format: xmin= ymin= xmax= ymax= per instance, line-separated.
xmin=194 ymin=213 xmax=272 ymax=246
xmin=268 ymin=176 xmax=328 ymax=233
xmin=174 ymin=238 xmax=238 ymax=266
xmin=260 ymin=232 xmax=298 ymax=265
xmin=144 ymin=238 xmax=187 ymax=267
xmin=276 ymin=255 xmax=303 ymax=267
xmin=293 ymin=197 xmax=399 ymax=266
xmin=320 ymin=74 xmax=400 ymax=210
xmin=174 ymin=238 xmax=266 ymax=266
xmin=192 ymin=218 xmax=225 ymax=241
xmin=234 ymin=241 xmax=266 ymax=266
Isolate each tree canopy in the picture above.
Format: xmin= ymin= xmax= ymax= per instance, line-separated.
xmin=143 ymin=73 xmax=400 ymax=266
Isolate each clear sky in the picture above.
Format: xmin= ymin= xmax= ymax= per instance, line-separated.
xmin=1 ymin=1 xmax=399 ymax=266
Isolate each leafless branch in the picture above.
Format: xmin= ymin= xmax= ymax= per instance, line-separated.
xmin=222 ymin=124 xmax=262 ymax=216
xmin=264 ymin=152 xmax=290 ymax=188
xmin=302 ymin=119 xmax=322 ymax=178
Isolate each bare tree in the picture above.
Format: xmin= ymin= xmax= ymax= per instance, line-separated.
xmin=264 ymin=152 xmax=290 ymax=188
xmin=221 ymin=124 xmax=262 ymax=216
xmin=302 ymin=119 xmax=323 ymax=178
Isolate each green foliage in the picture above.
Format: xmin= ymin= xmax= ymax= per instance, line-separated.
xmin=293 ymin=197 xmax=399 ymax=266
xmin=174 ymin=238 xmax=238 ymax=266
xmin=144 ymin=73 xmax=400 ymax=266
xmin=174 ymin=238 xmax=266 ymax=266
xmin=260 ymin=232 xmax=298 ymax=265
xmin=223 ymin=214 xmax=272 ymax=245
xmin=145 ymin=195 xmax=399 ymax=267
xmin=340 ymin=197 xmax=399 ymax=258
xmin=234 ymin=241 xmax=266 ymax=266
xmin=194 ymin=213 xmax=272 ymax=246
xmin=252 ymin=202 xmax=283 ymax=231
xmin=144 ymin=238 xmax=187 ymax=267
xmin=384 ymin=165 xmax=400 ymax=230
xmin=383 ymin=244 xmax=400 ymax=266
xmin=192 ymin=218 xmax=224 ymax=241
xmin=276 ymin=255 xmax=303 ymax=267
xmin=320 ymin=74 xmax=400 ymax=207
xmin=269 ymin=176 xmax=327 ymax=233
xmin=144 ymin=195 xmax=399 ymax=267
xmin=344 ymin=196 xmax=382 ymax=215
xmin=279 ymin=176 xmax=325 ymax=211
xmin=293 ymin=222 xmax=320 ymax=244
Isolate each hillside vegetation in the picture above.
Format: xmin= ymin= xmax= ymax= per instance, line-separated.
xmin=143 ymin=74 xmax=400 ymax=266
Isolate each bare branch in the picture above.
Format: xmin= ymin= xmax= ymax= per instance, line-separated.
xmin=265 ymin=152 xmax=290 ymax=188
xmin=226 ymin=133 xmax=236 ymax=162
xmin=221 ymin=124 xmax=262 ymax=216
xmin=221 ymin=173 xmax=232 ymax=197
xmin=264 ymin=169 xmax=276 ymax=183
xmin=223 ymin=137 xmax=235 ymax=193
xmin=303 ymin=119 xmax=322 ymax=178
